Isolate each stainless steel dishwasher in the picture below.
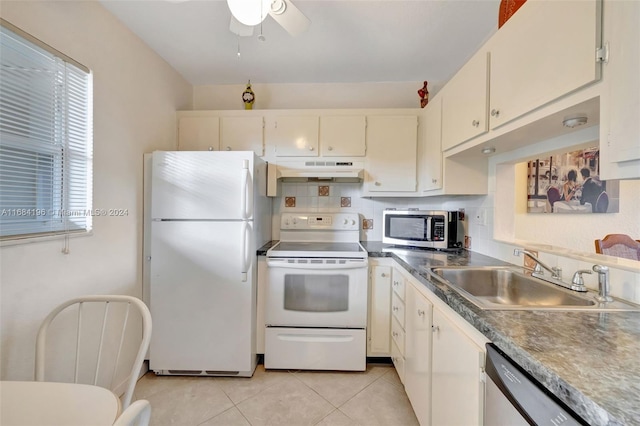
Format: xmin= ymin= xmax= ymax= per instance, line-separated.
xmin=485 ymin=343 xmax=587 ymax=425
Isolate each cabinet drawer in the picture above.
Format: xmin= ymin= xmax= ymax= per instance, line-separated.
xmin=391 ymin=339 xmax=405 ymax=384
xmin=392 ymin=275 xmax=405 ymax=301
xmin=391 ymin=317 xmax=406 ymax=355
xmin=391 ymin=293 xmax=405 ymax=328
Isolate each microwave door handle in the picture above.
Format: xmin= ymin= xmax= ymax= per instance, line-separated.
xmin=426 ymin=217 xmax=432 ymax=240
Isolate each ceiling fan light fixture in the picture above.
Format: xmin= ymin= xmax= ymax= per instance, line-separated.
xmin=227 ymin=0 xmax=271 ymax=26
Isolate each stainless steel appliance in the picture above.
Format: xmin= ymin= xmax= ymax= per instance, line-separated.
xmin=382 ymin=209 xmax=463 ymax=250
xmin=485 ymin=343 xmax=587 ymax=425
xmin=265 ymin=213 xmax=368 ymax=371
xmin=148 ymin=151 xmax=271 ymax=377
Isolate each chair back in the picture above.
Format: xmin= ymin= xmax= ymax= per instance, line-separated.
xmin=595 ymin=234 xmax=640 ymax=261
xmin=595 ymin=191 xmax=609 ymax=213
xmin=113 ymin=399 xmax=151 ymax=426
xmin=546 ymin=187 xmax=561 ymax=212
xmin=35 ymin=295 xmax=152 ymax=410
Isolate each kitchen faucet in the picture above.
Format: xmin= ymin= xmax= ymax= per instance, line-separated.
xmin=592 ymin=264 xmax=613 ymax=302
xmin=513 ymin=248 xmax=563 ymax=281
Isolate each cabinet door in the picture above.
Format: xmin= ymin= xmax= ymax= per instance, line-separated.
xmin=441 ymin=51 xmax=489 ymax=151
xmin=489 ymin=0 xmax=600 ymax=129
xmin=600 ymin=0 xmax=640 ymax=179
xmin=431 ymin=306 xmax=485 ymax=426
xmin=320 ymin=116 xmax=366 ymax=156
xmin=420 ymin=96 xmax=443 ymax=192
xmin=368 ymin=265 xmax=391 ymax=356
xmin=220 ymin=116 xmax=264 ymax=156
xmin=178 ymin=116 xmax=220 ymax=151
xmin=267 ymin=116 xmax=319 ymax=157
xmin=404 ymin=285 xmax=432 ymax=426
xmin=365 ymin=116 xmax=418 ymax=192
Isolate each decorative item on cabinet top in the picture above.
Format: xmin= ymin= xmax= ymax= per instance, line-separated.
xmin=418 ymin=81 xmax=429 ymax=108
xmin=498 ymin=0 xmax=527 ymax=28
xmin=242 ymin=80 xmax=255 ymax=110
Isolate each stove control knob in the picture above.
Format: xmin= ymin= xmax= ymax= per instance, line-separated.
xmin=351 ymin=219 xmax=356 ymax=226
xmin=343 ymin=219 xmax=348 ymax=225
xmin=292 ymin=218 xmax=297 ymax=225
xmin=284 ymin=219 xmax=290 ymax=226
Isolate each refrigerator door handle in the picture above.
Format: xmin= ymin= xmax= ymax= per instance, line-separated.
xmin=241 ymin=221 xmax=251 ymax=282
xmin=241 ymin=160 xmax=253 ymax=220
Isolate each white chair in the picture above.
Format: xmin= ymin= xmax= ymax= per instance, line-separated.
xmin=36 ymin=295 xmax=152 ymax=410
xmin=113 ymin=399 xmax=151 ymax=426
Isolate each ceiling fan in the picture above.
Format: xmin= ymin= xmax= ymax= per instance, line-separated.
xmin=228 ymin=0 xmax=310 ymax=38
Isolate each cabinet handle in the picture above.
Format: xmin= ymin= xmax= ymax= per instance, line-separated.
xmin=392 ymin=332 xmax=398 ymax=337
xmin=309 ymin=146 xmax=314 ymax=151
xmin=432 ymin=178 xmax=438 ymax=184
xmin=328 ymin=146 xmax=333 ymax=151
xmin=380 ymin=273 xmax=387 ymax=278
xmin=207 ymin=146 xmax=214 ymax=151
xmin=392 ymin=306 xmax=399 ymax=312
xmin=226 ymin=146 xmax=231 ymax=151
xmin=472 ymin=120 xmax=480 ymax=127
xmin=490 ymin=109 xmax=500 ymax=118
xmin=432 ymin=325 xmax=440 ymax=332
xmin=417 ymin=309 xmax=425 ymax=317
xmin=375 ymin=181 xmax=382 ymax=186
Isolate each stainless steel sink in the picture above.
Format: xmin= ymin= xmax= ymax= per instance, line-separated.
xmin=427 ymin=266 xmax=640 ymax=311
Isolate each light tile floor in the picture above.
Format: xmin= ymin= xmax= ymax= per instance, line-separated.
xmin=134 ymin=363 xmax=419 ymax=426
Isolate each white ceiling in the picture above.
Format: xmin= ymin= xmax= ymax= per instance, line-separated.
xmin=99 ymin=0 xmax=500 ymax=87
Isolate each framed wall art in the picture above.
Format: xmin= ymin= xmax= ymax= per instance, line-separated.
xmin=527 ymin=147 xmax=619 ymax=214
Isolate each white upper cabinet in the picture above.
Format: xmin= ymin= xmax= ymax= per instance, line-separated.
xmin=600 ymin=0 xmax=640 ymax=179
xmin=420 ymin=96 xmax=443 ymax=192
xmin=363 ymin=115 xmax=418 ymax=194
xmin=266 ymin=115 xmax=319 ymax=157
xmin=220 ymin=116 xmax=264 ymax=156
xmin=441 ymin=51 xmax=489 ymax=151
xmin=488 ymin=0 xmax=601 ymax=129
xmin=320 ymin=116 xmax=366 ymax=157
xmin=178 ymin=116 xmax=220 ymax=151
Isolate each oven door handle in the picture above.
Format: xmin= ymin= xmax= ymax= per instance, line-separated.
xmin=266 ymin=260 xmax=368 ymax=270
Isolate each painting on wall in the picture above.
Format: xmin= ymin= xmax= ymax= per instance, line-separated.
xmin=527 ymin=147 xmax=620 ymax=214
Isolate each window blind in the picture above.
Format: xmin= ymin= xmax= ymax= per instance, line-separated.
xmin=0 ymin=20 xmax=93 ymax=240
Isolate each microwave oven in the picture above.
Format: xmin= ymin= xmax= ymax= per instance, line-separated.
xmin=382 ymin=210 xmax=463 ymax=250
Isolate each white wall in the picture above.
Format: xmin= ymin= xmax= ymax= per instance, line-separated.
xmin=0 ymin=1 xmax=192 ymax=380
xmin=194 ymin=82 xmax=437 ymax=110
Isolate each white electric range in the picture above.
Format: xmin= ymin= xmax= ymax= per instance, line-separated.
xmin=265 ymin=213 xmax=368 ymax=371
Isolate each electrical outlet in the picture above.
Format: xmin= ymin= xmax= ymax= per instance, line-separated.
xmin=474 ymin=209 xmax=486 ymax=226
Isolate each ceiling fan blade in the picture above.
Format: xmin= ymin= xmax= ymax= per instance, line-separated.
xmin=229 ymin=15 xmax=254 ymax=37
xmin=269 ymin=0 xmax=310 ymax=37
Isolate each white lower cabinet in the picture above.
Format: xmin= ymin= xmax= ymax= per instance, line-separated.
xmin=404 ymin=284 xmax=433 ymax=426
xmin=390 ymin=263 xmax=488 ymax=426
xmin=367 ymin=261 xmax=392 ymax=356
xmin=431 ymin=306 xmax=486 ymax=426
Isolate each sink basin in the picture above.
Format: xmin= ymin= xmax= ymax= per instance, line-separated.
xmin=428 ymin=266 xmax=640 ymax=311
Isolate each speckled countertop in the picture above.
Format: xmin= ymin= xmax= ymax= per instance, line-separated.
xmin=360 ymin=242 xmax=640 ymax=426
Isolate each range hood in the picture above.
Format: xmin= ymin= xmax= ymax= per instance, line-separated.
xmin=276 ymin=160 xmax=365 ymax=182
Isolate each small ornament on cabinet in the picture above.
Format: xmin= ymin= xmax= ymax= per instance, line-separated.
xmin=418 ymin=81 xmax=429 ymax=108
xmin=242 ymin=80 xmax=255 ymax=110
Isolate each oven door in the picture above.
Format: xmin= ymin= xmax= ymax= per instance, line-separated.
xmin=266 ymin=258 xmax=368 ymax=328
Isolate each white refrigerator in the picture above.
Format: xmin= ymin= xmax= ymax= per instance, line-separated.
xmin=148 ymin=151 xmax=271 ymax=377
